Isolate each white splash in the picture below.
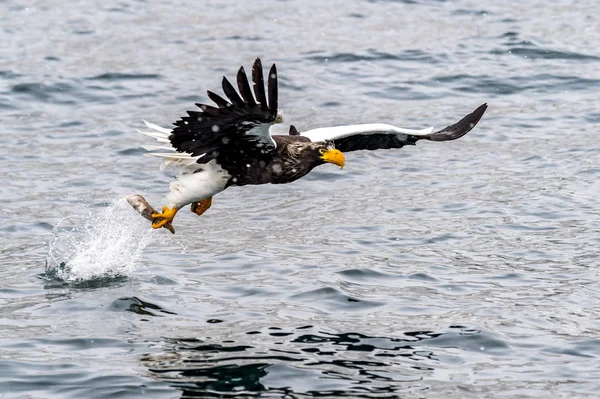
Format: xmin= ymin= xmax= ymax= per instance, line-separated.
xmin=46 ymin=197 xmax=154 ymax=281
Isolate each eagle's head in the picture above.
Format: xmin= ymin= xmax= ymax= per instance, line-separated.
xmin=305 ymin=140 xmax=345 ymax=169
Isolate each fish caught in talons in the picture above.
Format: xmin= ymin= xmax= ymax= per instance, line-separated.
xmin=126 ymin=194 xmax=175 ymax=234
xmin=151 ymin=206 xmax=179 ymax=229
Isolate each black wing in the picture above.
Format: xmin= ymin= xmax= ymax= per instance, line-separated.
xmin=288 ymin=125 xmax=300 ymax=136
xmin=169 ymin=58 xmax=279 ymax=170
xmin=301 ymin=104 xmax=487 ymax=152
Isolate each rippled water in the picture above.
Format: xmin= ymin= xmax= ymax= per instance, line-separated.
xmin=2 ymin=0 xmax=600 ymax=397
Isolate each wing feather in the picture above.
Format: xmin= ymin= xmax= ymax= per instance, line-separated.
xmin=222 ymin=76 xmax=245 ymax=107
xmin=267 ymin=64 xmax=278 ymax=114
xmin=289 ymin=125 xmax=300 ymax=135
xmin=237 ymin=66 xmax=257 ymax=107
xmin=142 ymin=120 xmax=171 ymax=135
xmin=421 ymin=103 xmax=487 ymax=141
xmin=301 ymin=104 xmax=487 ymax=152
xmin=169 ymin=58 xmax=280 ymax=176
xmin=206 ymin=90 xmax=230 ymax=108
xmin=252 ymin=58 xmax=268 ymax=112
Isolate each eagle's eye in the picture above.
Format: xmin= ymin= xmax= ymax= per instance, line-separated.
xmin=318 ymin=148 xmax=326 ymax=155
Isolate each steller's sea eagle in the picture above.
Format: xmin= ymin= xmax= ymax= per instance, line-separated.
xmin=133 ymin=58 xmax=487 ymax=232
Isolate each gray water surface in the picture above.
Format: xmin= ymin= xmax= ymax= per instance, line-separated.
xmin=2 ymin=0 xmax=600 ymax=397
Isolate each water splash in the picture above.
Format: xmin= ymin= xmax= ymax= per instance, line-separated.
xmin=45 ymin=198 xmax=154 ymax=281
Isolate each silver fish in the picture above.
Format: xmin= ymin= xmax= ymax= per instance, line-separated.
xmin=126 ymin=194 xmax=175 ymax=234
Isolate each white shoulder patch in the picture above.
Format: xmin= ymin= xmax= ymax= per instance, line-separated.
xmin=301 ymin=124 xmax=434 ymax=142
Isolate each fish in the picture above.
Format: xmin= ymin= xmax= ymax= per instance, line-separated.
xmin=126 ymin=194 xmax=175 ymax=234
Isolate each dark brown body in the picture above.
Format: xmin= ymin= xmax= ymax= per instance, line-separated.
xmin=226 ymin=135 xmax=326 ymax=187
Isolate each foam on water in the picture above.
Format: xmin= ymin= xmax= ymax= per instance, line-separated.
xmin=45 ymin=197 xmax=155 ymax=281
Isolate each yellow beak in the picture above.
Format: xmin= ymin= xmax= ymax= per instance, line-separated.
xmin=321 ymin=149 xmax=345 ymax=169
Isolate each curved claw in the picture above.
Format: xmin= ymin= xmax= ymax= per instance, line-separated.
xmin=151 ymin=206 xmax=179 ymax=229
xmin=152 ymin=218 xmax=170 ymax=229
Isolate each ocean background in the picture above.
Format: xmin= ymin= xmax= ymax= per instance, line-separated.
xmin=1 ymin=0 xmax=600 ymax=397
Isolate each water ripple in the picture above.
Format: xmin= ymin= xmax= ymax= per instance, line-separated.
xmin=492 ymin=46 xmax=600 ymax=61
xmin=141 ymin=326 xmax=513 ymax=397
xmin=2 ymin=0 xmax=600 ymax=397
xmin=86 ymin=72 xmax=163 ymax=81
xmin=305 ymin=49 xmax=446 ymax=64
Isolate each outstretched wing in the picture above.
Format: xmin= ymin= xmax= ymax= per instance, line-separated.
xmin=300 ymin=103 xmax=487 ymax=152
xmin=168 ymin=58 xmax=280 ymax=171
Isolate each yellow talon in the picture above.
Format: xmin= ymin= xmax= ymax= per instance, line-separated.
xmin=151 ymin=206 xmax=179 ymax=229
xmin=190 ymin=197 xmax=213 ymax=216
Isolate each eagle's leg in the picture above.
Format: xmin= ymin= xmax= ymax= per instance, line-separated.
xmin=190 ymin=197 xmax=212 ymax=216
xmin=151 ymin=206 xmax=179 ymax=229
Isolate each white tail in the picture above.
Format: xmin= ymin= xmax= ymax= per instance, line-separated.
xmin=138 ymin=120 xmax=202 ymax=171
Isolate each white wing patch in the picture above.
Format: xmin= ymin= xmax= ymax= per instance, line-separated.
xmin=301 ymin=123 xmax=434 ymax=143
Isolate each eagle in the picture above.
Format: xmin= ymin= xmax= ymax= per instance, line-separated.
xmin=134 ymin=58 xmax=487 ymax=232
